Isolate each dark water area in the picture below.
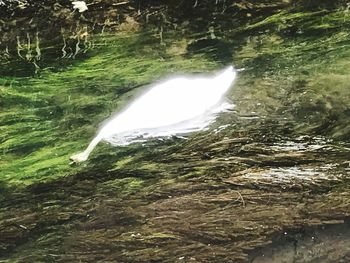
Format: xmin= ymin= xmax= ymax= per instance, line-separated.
xmin=250 ymin=220 xmax=350 ymax=262
xmin=1 ymin=1 xmax=350 ymax=262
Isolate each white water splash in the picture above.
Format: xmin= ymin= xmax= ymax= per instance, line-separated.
xmin=72 ymin=1 xmax=88 ymax=13
xmin=70 ymin=66 xmax=237 ymax=162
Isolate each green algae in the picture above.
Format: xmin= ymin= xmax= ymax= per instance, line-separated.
xmin=244 ymin=9 xmax=350 ymax=34
xmin=229 ymin=8 xmax=350 ymax=141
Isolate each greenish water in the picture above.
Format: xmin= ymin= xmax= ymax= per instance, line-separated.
xmin=1 ymin=4 xmax=350 ymax=262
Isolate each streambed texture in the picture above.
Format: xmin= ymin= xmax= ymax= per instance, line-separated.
xmin=1 ymin=1 xmax=350 ymax=262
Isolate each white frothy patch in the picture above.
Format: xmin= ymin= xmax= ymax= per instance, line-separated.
xmin=104 ymin=99 xmax=235 ymax=146
xmin=72 ymin=1 xmax=88 ymax=12
xmin=70 ymin=66 xmax=237 ymax=162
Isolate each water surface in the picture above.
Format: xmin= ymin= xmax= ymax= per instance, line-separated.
xmin=1 ymin=1 xmax=349 ymax=262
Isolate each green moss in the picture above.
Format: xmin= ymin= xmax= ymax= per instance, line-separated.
xmin=244 ymin=9 xmax=350 ymax=34
xmin=245 ymin=10 xmax=326 ymax=30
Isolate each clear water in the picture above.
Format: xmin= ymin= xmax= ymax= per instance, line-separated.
xmin=0 ymin=1 xmax=350 ymax=262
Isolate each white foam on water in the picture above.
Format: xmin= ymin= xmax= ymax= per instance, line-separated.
xmin=70 ymin=66 xmax=237 ymax=162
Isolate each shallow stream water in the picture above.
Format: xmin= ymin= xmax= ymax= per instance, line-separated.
xmin=1 ymin=2 xmax=350 ymax=262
